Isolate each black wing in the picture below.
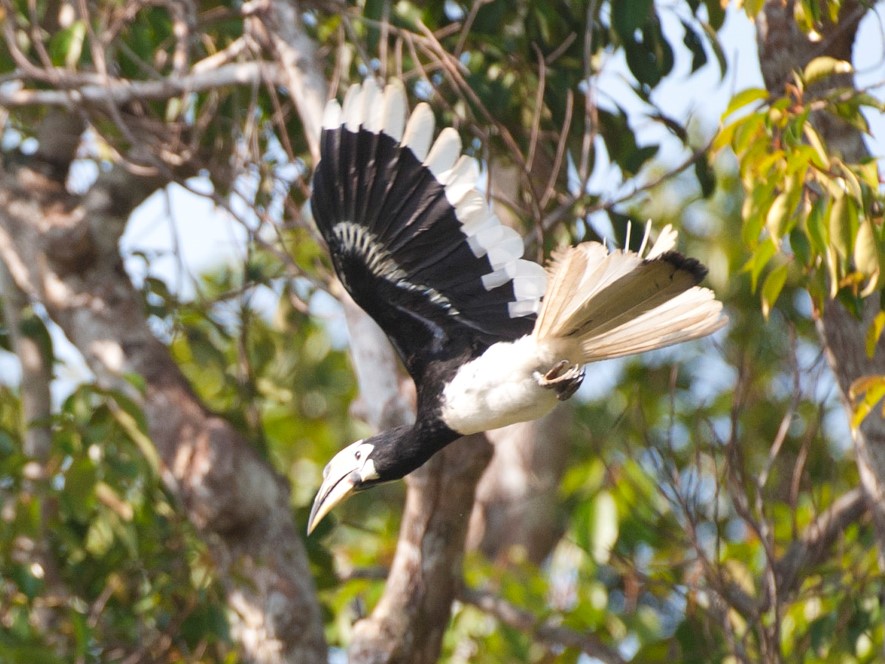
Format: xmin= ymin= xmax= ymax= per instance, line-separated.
xmin=310 ymin=80 xmax=546 ymax=382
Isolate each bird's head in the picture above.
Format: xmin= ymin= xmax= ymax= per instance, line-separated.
xmin=307 ymin=423 xmax=459 ymax=534
xmin=307 ymin=436 xmax=390 ymax=535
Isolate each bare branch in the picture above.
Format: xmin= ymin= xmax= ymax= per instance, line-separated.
xmin=0 ymin=256 xmax=51 ymax=461
xmin=0 ymin=61 xmax=285 ymax=109
xmin=349 ymin=434 xmax=493 ymax=664
xmin=772 ymin=487 xmax=866 ymax=601
xmin=259 ymin=0 xmax=331 ymax=162
xmin=458 ymin=587 xmax=625 ymax=664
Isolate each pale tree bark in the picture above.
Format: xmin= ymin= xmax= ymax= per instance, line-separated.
xmin=341 ymin=275 xmax=495 ymax=664
xmin=467 ymin=413 xmax=570 ymax=563
xmin=349 ymin=434 xmax=493 ymax=664
xmin=466 ymin=147 xmax=573 ymax=565
xmin=756 ymin=1 xmax=885 ymax=552
xmin=0 ymin=111 xmax=327 ymax=662
xmin=0 ymin=242 xmax=60 ymax=641
xmin=262 ymin=4 xmax=501 ymax=661
xmin=0 ymin=261 xmax=52 ymax=460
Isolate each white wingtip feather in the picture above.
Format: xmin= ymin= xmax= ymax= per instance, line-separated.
xmin=402 ymin=103 xmax=435 ymax=161
xmin=646 ymin=223 xmax=678 ymax=258
xmin=363 ymin=79 xmax=383 ymax=132
xmin=322 ymin=99 xmax=342 ymax=129
xmin=382 ymin=81 xmax=407 ymax=140
xmin=425 ymin=128 xmax=461 ymax=177
xmin=342 ymin=83 xmax=363 ymax=131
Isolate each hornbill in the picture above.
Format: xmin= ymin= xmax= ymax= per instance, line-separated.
xmin=307 ymin=79 xmax=726 ymax=533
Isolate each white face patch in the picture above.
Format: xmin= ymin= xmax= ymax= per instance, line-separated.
xmin=332 ymin=221 xmax=460 ymax=314
xmin=361 ymin=458 xmax=379 ymax=482
xmin=353 ymin=442 xmax=379 ymax=481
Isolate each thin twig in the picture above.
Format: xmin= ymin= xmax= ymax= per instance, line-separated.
xmin=458 ymin=587 xmax=626 ymax=664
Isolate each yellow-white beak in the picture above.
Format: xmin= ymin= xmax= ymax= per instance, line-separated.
xmin=307 ymin=440 xmax=377 ymax=535
xmin=307 ymin=465 xmax=358 ymax=535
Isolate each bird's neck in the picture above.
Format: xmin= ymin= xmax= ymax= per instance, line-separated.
xmin=382 ymin=417 xmax=461 ymax=481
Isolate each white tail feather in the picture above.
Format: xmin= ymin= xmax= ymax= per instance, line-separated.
xmin=533 ymin=226 xmax=726 ymax=364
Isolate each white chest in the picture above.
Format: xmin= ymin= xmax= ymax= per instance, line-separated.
xmin=439 ymin=336 xmax=559 ymax=435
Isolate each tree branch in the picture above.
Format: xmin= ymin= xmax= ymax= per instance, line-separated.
xmin=349 ymin=434 xmax=494 ymax=664
xmin=458 ymin=586 xmax=625 ymax=664
xmin=772 ymin=487 xmax=866 ymax=601
xmin=0 ymin=61 xmax=285 ymax=109
xmin=259 ymin=0 xmax=331 ymax=162
xmin=0 ymin=260 xmax=52 ymax=460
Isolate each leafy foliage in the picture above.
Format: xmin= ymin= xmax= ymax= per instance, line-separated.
xmin=0 ymin=382 xmax=230 ymax=662
xmin=716 ymin=55 xmax=885 ymax=428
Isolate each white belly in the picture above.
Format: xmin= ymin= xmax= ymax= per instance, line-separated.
xmin=439 ymin=335 xmax=560 ymax=435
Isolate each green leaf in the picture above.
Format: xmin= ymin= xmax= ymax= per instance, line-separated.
xmin=766 ymin=191 xmax=793 ymax=243
xmin=802 ymin=125 xmax=831 ymax=170
xmin=854 ymin=218 xmax=880 ymax=297
xmin=761 ymin=262 xmax=789 ymax=319
xmin=589 ymin=490 xmax=619 ymax=564
xmin=109 ymin=404 xmax=161 ymax=475
xmin=790 ymin=226 xmax=812 ymax=266
xmin=826 ymin=245 xmax=841 ymax=298
xmin=700 ymin=21 xmax=727 ymax=77
xmin=694 ymin=153 xmax=716 ymax=198
xmin=802 ymin=56 xmax=853 ymax=85
xmin=829 ymin=192 xmax=857 ymax=260
xmin=723 ymin=88 xmax=769 ymax=119
xmin=805 ymin=195 xmax=830 ymax=255
xmin=742 ymin=0 xmax=765 ymax=17
xmin=681 ymin=21 xmax=707 ymax=73
xmin=744 ymin=234 xmax=778 ymax=292
xmin=865 ymin=311 xmax=885 ymax=357
xmin=612 ymin=0 xmax=654 ymax=41
xmin=49 ymin=20 xmax=87 ymax=68
xmin=703 ymin=0 xmax=726 ymax=29
xmin=850 ymin=375 xmax=885 ymax=428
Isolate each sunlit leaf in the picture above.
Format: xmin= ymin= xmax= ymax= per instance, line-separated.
xmin=589 ymin=490 xmax=619 ymax=565
xmin=48 ymin=20 xmax=87 ymax=68
xmin=829 ymin=192 xmax=857 ymax=260
xmin=802 ymin=56 xmax=853 ymax=85
xmin=850 ymin=375 xmax=885 ymax=428
xmin=766 ymin=191 xmax=793 ymax=243
xmin=802 ymin=125 xmax=831 ymax=170
xmin=865 ymin=311 xmax=885 ymax=358
xmin=854 ymin=218 xmax=880 ymax=297
xmin=723 ymin=88 xmax=769 ymax=119
xmin=761 ymin=262 xmax=789 ymax=319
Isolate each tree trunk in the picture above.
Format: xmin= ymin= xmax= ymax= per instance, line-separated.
xmin=0 ymin=116 xmax=327 ymax=662
xmin=465 ymin=148 xmax=572 ymax=566
xmin=349 ymin=434 xmax=493 ymax=664
xmin=756 ymin=0 xmax=885 ymax=554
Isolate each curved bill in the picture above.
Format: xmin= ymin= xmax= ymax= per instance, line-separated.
xmin=307 ymin=463 xmax=359 ymax=535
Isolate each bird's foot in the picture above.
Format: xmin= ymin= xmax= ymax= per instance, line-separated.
xmin=537 ymin=360 xmax=584 ymax=401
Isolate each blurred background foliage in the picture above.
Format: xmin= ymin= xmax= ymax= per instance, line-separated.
xmin=1 ymin=0 xmax=884 ymax=661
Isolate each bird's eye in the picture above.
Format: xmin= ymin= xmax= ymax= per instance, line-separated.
xmin=355 ymin=449 xmax=362 ymax=461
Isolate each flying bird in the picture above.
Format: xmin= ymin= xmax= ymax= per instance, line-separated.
xmin=307 ymin=79 xmax=726 ymax=534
